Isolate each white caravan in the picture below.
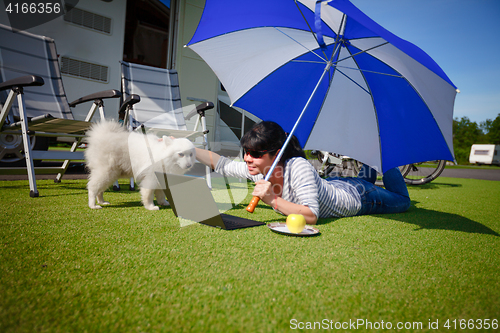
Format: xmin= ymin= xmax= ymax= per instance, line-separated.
xmin=469 ymin=144 xmax=500 ymax=165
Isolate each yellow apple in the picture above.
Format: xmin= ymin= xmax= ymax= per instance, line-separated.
xmin=286 ymin=214 xmax=306 ymax=234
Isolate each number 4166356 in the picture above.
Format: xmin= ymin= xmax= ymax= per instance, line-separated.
xmin=444 ymin=319 xmax=498 ymax=330
xmin=5 ymin=2 xmax=61 ymax=14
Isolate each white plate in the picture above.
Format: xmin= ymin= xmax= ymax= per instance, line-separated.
xmin=268 ymin=222 xmax=320 ymax=237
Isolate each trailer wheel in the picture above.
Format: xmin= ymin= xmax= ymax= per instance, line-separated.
xmin=0 ymin=134 xmax=50 ymax=167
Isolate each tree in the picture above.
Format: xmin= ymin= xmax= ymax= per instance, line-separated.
xmin=484 ymin=113 xmax=500 ymax=144
xmin=480 ymin=119 xmax=492 ymax=134
xmin=453 ymin=114 xmax=500 ymax=164
xmin=453 ymin=117 xmax=484 ymax=164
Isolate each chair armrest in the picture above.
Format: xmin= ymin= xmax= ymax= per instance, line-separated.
xmin=185 ymin=102 xmax=214 ymax=120
xmin=118 ymin=94 xmax=141 ymax=115
xmin=0 ymin=75 xmax=44 ymax=91
xmin=68 ymin=89 xmax=122 ymax=107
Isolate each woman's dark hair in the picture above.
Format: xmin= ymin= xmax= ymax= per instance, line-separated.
xmin=240 ymin=121 xmax=305 ymax=161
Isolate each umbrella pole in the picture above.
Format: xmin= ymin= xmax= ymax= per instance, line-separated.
xmin=247 ymin=61 xmax=333 ymax=213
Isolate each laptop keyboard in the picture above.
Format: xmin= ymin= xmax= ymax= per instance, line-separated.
xmin=222 ymin=218 xmax=250 ymax=228
xmin=220 ymin=213 xmax=265 ymax=229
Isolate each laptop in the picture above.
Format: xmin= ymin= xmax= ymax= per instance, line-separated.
xmin=159 ymin=173 xmax=265 ymax=230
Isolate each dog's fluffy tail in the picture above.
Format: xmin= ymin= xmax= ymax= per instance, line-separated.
xmin=84 ymin=121 xmax=130 ymax=166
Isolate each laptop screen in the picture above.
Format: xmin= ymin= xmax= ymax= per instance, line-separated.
xmin=160 ymin=173 xmax=223 ymax=224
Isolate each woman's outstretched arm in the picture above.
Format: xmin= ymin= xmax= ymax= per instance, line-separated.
xmin=195 ymin=148 xmax=221 ymax=170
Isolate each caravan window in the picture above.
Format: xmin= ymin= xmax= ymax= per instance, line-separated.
xmin=474 ymin=150 xmax=489 ymax=155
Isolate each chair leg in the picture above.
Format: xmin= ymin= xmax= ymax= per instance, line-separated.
xmin=200 ymin=114 xmax=212 ymax=189
xmin=112 ymin=178 xmax=134 ymax=191
xmin=17 ymin=92 xmax=39 ymax=197
xmin=54 ymin=161 xmax=68 ymax=183
xmin=98 ymin=104 xmax=105 ymax=120
xmin=56 ymin=102 xmax=99 ymax=183
xmin=55 ymin=139 xmax=81 ymax=183
xmin=0 ymin=90 xmax=16 ymax=127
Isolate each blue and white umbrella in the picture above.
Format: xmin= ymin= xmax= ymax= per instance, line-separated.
xmin=187 ymin=0 xmax=457 ymax=174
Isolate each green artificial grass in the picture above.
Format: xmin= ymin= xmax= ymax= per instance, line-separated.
xmin=0 ymin=177 xmax=499 ymax=332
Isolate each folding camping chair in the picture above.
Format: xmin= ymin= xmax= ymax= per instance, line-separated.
xmin=0 ymin=24 xmax=135 ymax=197
xmin=119 ymin=61 xmax=213 ymax=188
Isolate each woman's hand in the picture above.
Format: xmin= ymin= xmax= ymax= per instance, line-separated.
xmin=252 ymin=180 xmax=275 ymax=205
xmin=253 ymin=180 xmax=318 ymax=225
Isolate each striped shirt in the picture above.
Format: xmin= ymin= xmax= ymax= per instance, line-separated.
xmin=215 ymin=156 xmax=362 ymax=218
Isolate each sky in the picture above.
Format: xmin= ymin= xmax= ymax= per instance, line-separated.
xmin=350 ymin=0 xmax=500 ymax=124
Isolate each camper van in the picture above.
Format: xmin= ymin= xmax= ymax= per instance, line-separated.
xmin=0 ymin=0 xmax=253 ymax=166
xmin=469 ymin=144 xmax=500 ymax=165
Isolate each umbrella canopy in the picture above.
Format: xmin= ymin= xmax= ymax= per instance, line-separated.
xmin=187 ymin=0 xmax=457 ymax=173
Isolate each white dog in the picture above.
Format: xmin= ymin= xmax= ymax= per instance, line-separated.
xmin=85 ymin=121 xmax=196 ymax=210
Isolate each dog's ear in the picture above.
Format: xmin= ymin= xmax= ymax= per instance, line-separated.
xmin=161 ymin=136 xmax=173 ymax=145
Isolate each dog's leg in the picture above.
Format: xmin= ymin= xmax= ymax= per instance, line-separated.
xmin=88 ymin=189 xmax=110 ymax=209
xmin=155 ymin=189 xmax=170 ymax=206
xmin=88 ymin=187 xmax=102 ymax=209
xmin=96 ymin=192 xmax=111 ymax=206
xmin=87 ymin=175 xmax=112 ymax=209
xmin=140 ymin=187 xmax=159 ymax=210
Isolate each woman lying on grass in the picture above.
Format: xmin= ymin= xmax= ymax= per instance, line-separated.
xmin=196 ymin=121 xmax=410 ymax=225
